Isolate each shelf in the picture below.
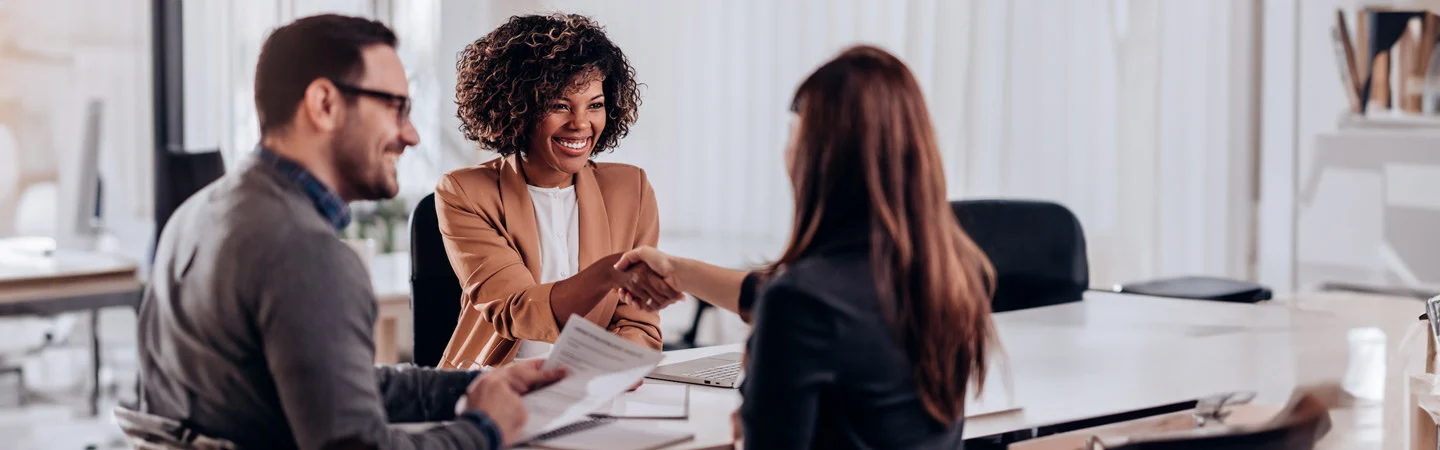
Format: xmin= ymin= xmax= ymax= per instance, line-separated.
xmin=1339 ymin=112 xmax=1440 ymax=131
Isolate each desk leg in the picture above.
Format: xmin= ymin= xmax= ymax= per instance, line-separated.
xmin=375 ymin=317 xmax=398 ymax=365
xmin=90 ymin=309 xmax=100 ymax=416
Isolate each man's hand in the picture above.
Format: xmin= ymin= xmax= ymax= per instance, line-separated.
xmin=462 ymin=359 xmax=566 ymax=446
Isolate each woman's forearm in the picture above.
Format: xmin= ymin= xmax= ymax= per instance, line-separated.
xmin=672 ymin=257 xmax=750 ymax=315
xmin=549 ymin=254 xmax=624 ymax=326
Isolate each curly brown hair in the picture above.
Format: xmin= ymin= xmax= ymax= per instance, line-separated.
xmin=455 ymin=13 xmax=641 ymax=157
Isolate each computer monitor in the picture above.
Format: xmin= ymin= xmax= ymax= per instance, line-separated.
xmin=55 ymin=99 xmax=103 ymax=251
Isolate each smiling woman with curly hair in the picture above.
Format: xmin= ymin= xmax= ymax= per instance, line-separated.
xmin=455 ymin=14 xmax=641 ymax=158
xmin=436 ymin=13 xmax=676 ymax=368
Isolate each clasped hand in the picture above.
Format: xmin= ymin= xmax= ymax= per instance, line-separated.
xmin=612 ymin=247 xmax=686 ymax=312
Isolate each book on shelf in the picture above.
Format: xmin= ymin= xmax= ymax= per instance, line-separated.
xmin=1333 ymin=10 xmax=1362 ymax=114
xmin=1343 ymin=7 xmax=1440 ymax=114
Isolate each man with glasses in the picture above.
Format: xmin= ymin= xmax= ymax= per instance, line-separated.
xmin=131 ymin=14 xmax=561 ymax=450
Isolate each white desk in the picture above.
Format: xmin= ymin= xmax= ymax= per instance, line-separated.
xmin=546 ymin=291 xmax=1370 ymax=449
xmin=967 ymin=292 xmax=1357 ymax=439
xmin=0 ymin=245 xmax=144 ymax=416
xmin=0 ymin=246 xmax=142 ymax=313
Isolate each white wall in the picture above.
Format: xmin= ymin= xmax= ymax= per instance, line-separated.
xmin=1258 ymin=0 xmax=1299 ymax=295
xmin=0 ymin=0 xmax=153 ymax=254
xmin=200 ymin=0 xmax=477 ymax=203
xmin=444 ymin=0 xmax=1260 ymax=287
xmin=182 ymin=0 xmax=1263 ymax=289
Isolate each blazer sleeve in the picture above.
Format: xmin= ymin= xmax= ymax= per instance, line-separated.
xmin=739 ymin=283 xmax=837 ymax=449
xmin=436 ymin=173 xmax=562 ymax=343
xmin=736 ymin=271 xmax=764 ymax=324
xmin=607 ymin=170 xmax=664 ymax=350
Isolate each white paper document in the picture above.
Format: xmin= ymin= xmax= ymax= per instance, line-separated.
xmin=516 ymin=314 xmax=664 ymax=443
xmin=592 ymin=383 xmax=688 ymax=419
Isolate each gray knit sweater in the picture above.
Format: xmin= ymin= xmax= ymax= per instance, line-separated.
xmin=138 ymin=156 xmax=498 ymax=450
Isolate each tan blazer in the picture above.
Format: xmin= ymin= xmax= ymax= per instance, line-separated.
xmin=435 ymin=156 xmax=662 ymax=368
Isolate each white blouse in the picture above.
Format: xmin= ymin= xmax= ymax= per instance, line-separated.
xmin=517 ymin=184 xmax=580 ymax=358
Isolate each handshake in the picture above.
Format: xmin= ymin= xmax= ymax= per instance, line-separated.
xmin=609 ymin=246 xmax=688 ymax=312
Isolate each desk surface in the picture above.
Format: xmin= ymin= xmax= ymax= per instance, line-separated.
xmin=0 ymin=245 xmax=142 ymax=313
xmin=370 ymin=252 xmax=1389 ymax=447
xmin=0 ymin=239 xmax=138 ymax=284
xmin=528 ymin=291 xmax=1367 ymax=449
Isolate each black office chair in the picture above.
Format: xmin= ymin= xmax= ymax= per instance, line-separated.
xmin=155 ymin=149 xmax=226 ymax=241
xmin=951 ymin=199 xmax=1088 ymax=313
xmin=409 ymin=193 xmax=463 ymax=367
xmin=663 ymin=301 xmax=712 ymax=351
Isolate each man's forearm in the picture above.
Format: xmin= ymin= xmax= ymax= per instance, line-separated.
xmin=374 ymin=365 xmax=475 ymax=423
xmin=366 ymin=367 xmax=503 ymax=450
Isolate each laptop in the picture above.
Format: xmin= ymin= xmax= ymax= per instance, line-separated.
xmin=646 ymin=352 xmax=743 ymax=388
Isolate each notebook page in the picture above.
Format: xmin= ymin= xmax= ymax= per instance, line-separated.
xmin=593 ymin=383 xmax=688 ymax=418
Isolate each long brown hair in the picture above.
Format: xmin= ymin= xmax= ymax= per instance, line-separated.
xmin=773 ymin=45 xmax=997 ymax=423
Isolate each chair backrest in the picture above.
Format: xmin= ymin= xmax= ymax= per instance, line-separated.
xmin=951 ymin=199 xmax=1088 ymax=313
xmin=409 ymin=193 xmax=462 ymax=367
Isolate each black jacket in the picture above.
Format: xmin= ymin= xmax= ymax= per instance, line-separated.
xmin=738 ymin=229 xmax=966 ymax=449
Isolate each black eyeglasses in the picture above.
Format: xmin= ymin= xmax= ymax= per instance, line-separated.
xmin=332 ymin=81 xmax=412 ymax=124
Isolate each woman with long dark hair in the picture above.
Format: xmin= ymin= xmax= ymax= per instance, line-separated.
xmin=616 ymin=45 xmax=998 ymax=448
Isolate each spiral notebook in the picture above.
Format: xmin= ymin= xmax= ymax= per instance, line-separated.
xmin=527 ymin=417 xmax=616 ymax=442
xmin=527 ymin=417 xmax=694 ymax=450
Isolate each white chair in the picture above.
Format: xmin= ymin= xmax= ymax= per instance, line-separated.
xmin=12 ymin=181 xmax=58 ymax=238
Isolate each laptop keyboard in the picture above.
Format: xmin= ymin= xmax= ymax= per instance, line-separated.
xmin=683 ymin=362 xmax=741 ymax=380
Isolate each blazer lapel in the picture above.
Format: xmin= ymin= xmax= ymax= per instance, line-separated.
xmin=498 ymin=156 xmax=543 ymax=283
xmin=574 ymin=162 xmax=617 ymax=325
